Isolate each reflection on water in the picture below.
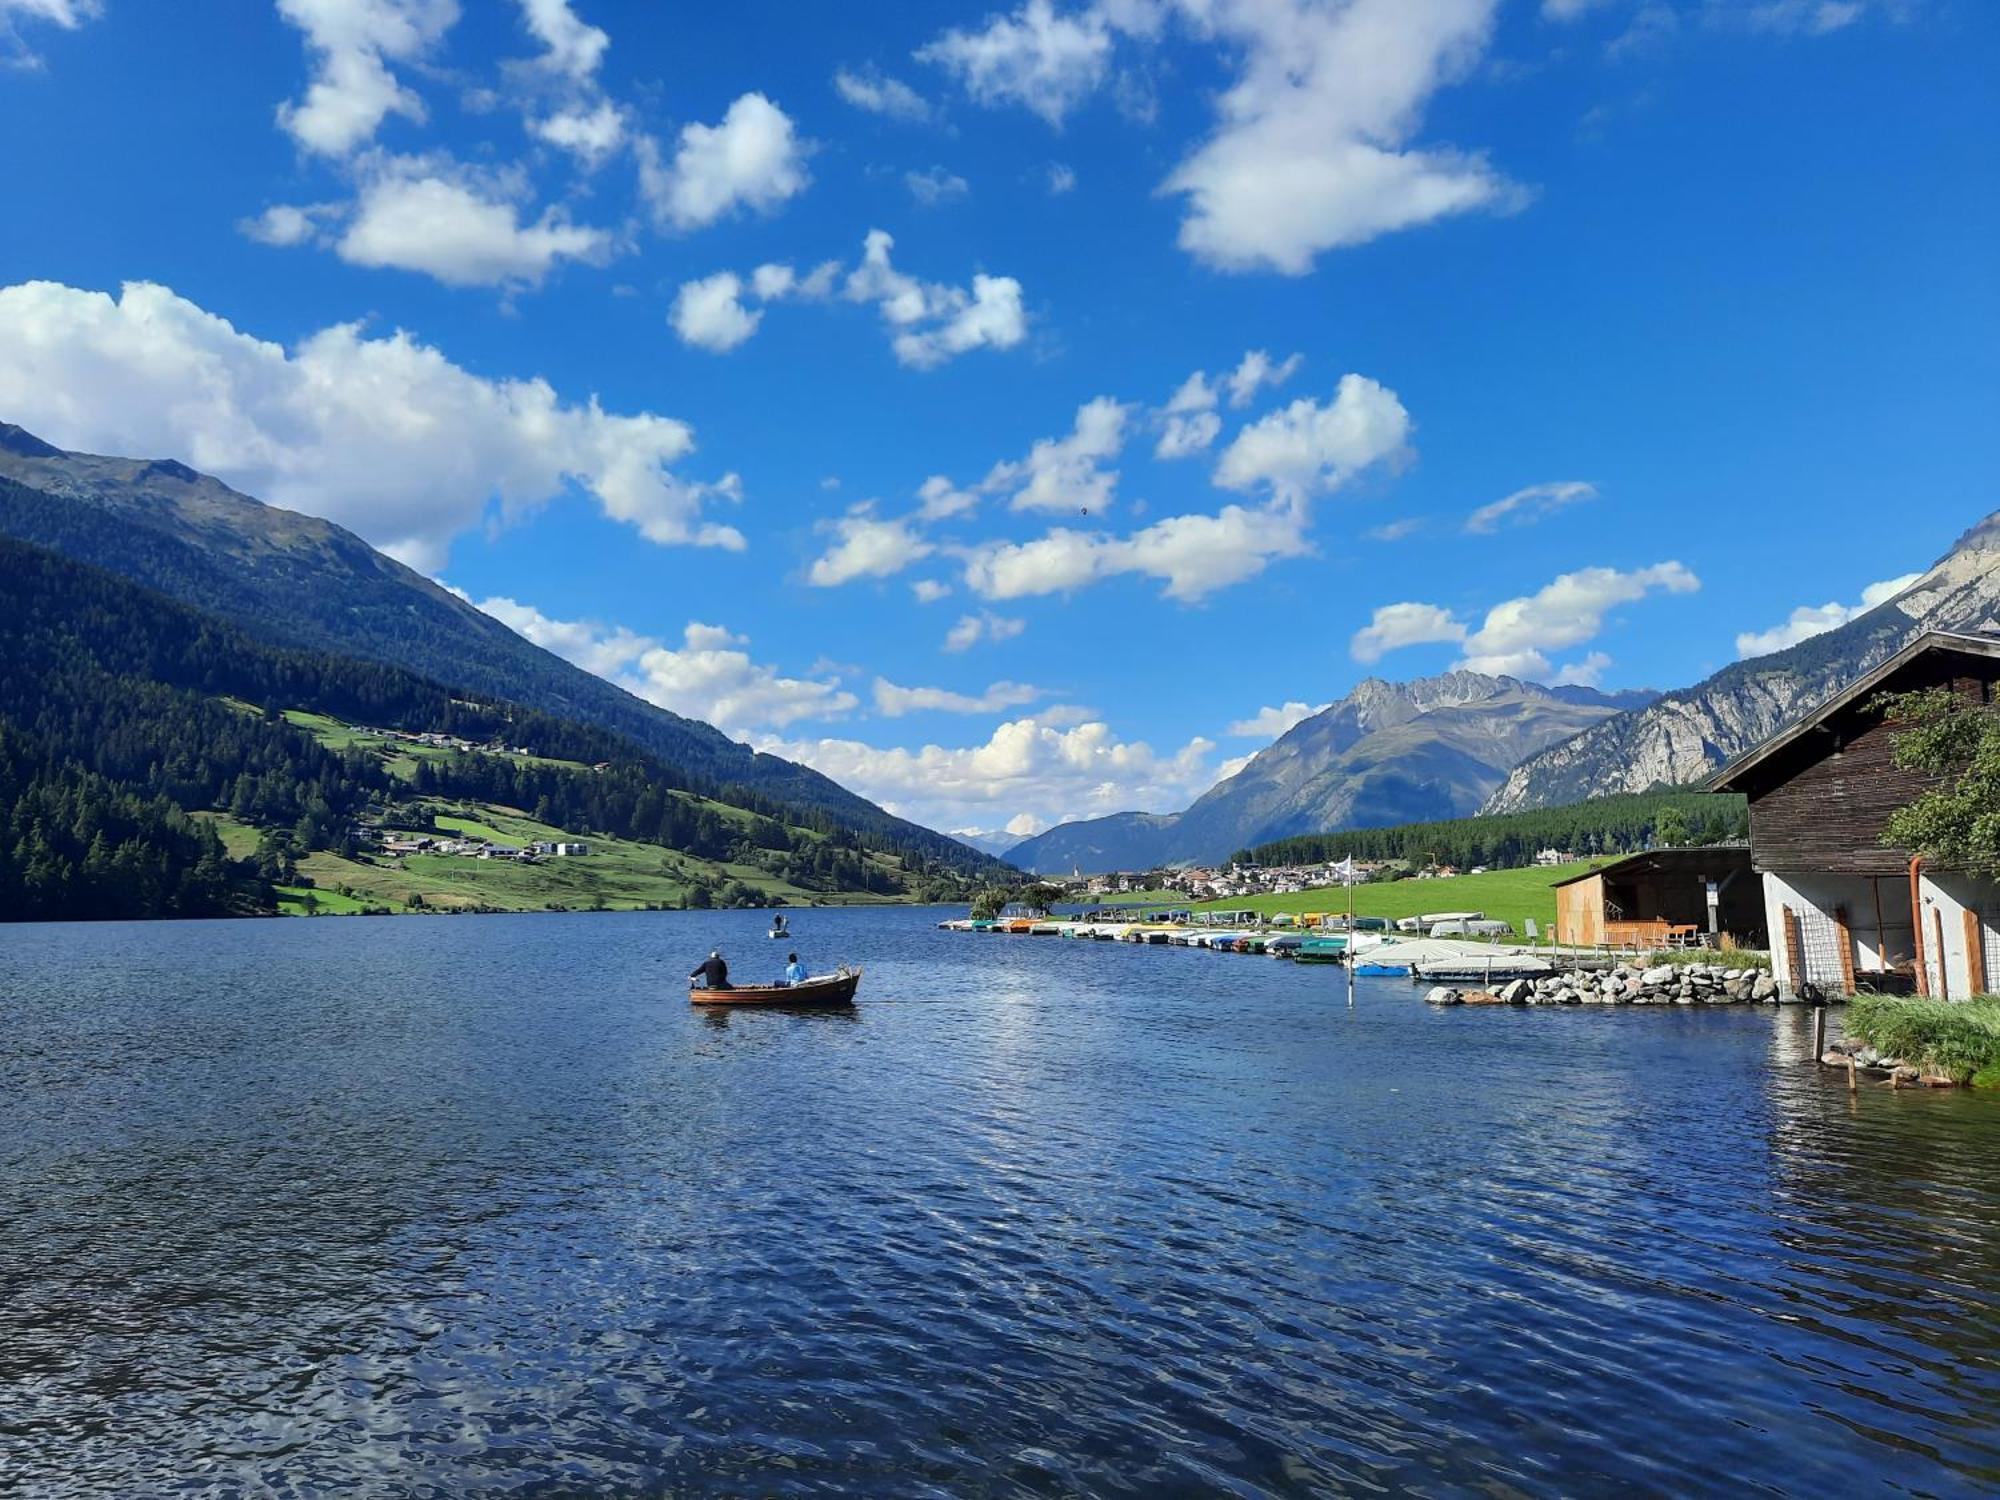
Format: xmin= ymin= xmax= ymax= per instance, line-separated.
xmin=2 ymin=908 xmax=1997 ymax=1497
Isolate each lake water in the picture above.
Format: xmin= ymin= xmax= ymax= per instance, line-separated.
xmin=3 ymin=908 xmax=1998 ymax=1497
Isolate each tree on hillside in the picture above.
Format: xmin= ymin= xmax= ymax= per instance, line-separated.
xmin=1880 ymin=689 xmax=2000 ymax=873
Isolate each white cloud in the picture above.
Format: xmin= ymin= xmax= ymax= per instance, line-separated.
xmin=1733 ymin=572 xmax=1921 ymax=658
xmin=1213 ymin=373 xmax=1413 ymax=506
xmin=944 ymin=611 xmax=1028 ymax=651
xmin=916 ymin=0 xmax=1515 ymax=272
xmin=238 ymin=202 xmax=338 ymax=247
xmin=1351 ymin=601 xmax=1468 ymax=663
xmin=1730 ymin=0 xmax=1873 ymax=36
xmin=762 ymin=713 xmax=1221 ymax=835
xmin=518 ymin=0 xmax=607 ymax=79
xmin=843 ymin=228 xmax=1027 ymax=368
xmin=912 ymin=578 xmax=954 ymax=603
xmin=906 ymin=165 xmax=971 ymax=205
xmin=1541 ymin=0 xmax=1614 ymax=17
xmin=1047 ymin=162 xmax=1078 ymax=194
xmin=274 ymin=0 xmax=456 ymax=157
xmin=916 ymin=474 xmax=979 ymax=521
xmin=533 ymin=99 xmax=626 ymax=162
xmin=0 ymin=278 xmax=744 ymax=570
xmin=963 ymin=503 xmax=1311 ymax=604
xmin=476 ymin=601 xmax=855 ymax=738
xmin=916 ymin=0 xmax=1121 ymax=125
xmin=670 ymin=272 xmax=762 ymax=353
xmin=1228 ymin=701 xmax=1327 ymax=738
xmin=833 ymin=66 xmax=932 ymax=121
xmin=1152 ymin=353 xmax=1297 ymax=457
xmin=1165 ymin=0 xmax=1517 ymax=274
xmin=1551 ymin=651 xmax=1612 ymax=687
xmin=336 ymin=156 xmax=612 ymax=288
xmin=1455 ymin=561 xmax=1700 ymax=678
xmin=1 ymin=0 xmax=99 ymax=65
xmin=1366 ymin=517 xmax=1422 ymax=542
xmin=1465 ymin=479 xmax=1597 ymax=533
xmin=873 ymin=678 xmax=1043 ymax=716
xmin=808 ymin=511 xmax=935 ymax=587
xmin=1164 ymin=370 xmax=1216 ymax=415
xmin=675 ymin=234 xmax=1014 ymax=368
xmin=1223 ymin=349 xmax=1303 ymax=407
xmin=1155 ymin=409 xmax=1221 ymax=460
xmin=982 ymin=396 xmax=1128 ymax=513
xmin=638 ymin=92 xmax=810 ymax=231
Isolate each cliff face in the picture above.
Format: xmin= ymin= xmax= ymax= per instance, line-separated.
xmin=1007 ymin=673 xmax=1645 ymax=874
xmin=1483 ymin=516 xmax=2000 ymax=813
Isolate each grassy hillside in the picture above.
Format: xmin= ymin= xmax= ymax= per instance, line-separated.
xmin=254 ymin=712 xmax=920 ymax=915
xmin=1190 ymin=862 xmax=1610 ymax=940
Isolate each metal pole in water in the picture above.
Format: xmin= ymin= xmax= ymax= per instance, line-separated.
xmin=1344 ymin=857 xmax=1356 ymax=1009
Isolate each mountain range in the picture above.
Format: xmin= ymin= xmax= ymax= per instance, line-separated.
xmin=0 ymin=424 xmax=1003 ymax=877
xmin=1484 ymin=511 xmax=2000 ymax=812
xmin=1007 ymin=673 xmax=1655 ymax=874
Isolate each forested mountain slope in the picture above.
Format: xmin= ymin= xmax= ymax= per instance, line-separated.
xmin=0 ymin=424 xmax=1000 ymax=874
xmin=0 ymin=535 xmax=970 ymax=919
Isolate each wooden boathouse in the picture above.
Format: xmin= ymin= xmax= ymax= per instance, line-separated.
xmin=1707 ymin=631 xmax=2000 ymax=999
xmin=1550 ymin=846 xmax=1764 ymax=951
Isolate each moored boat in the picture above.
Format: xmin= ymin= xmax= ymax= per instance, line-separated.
xmin=1412 ymin=956 xmax=1551 ymax=984
xmin=690 ymin=968 xmax=861 ymax=1007
xmin=1295 ymin=936 xmax=1347 ymax=964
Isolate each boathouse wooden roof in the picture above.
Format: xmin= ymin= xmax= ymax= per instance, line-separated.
xmin=1706 ymin=631 xmax=2000 ymax=799
xmin=1546 ymin=845 xmax=1753 ymax=890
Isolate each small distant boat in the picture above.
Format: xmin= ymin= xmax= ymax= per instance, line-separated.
xmin=768 ymin=915 xmax=790 ymax=940
xmin=690 ymin=968 xmax=860 ymax=1007
xmin=1353 ymin=960 xmax=1410 ymax=977
xmin=1030 ymin=922 xmax=1062 ymax=936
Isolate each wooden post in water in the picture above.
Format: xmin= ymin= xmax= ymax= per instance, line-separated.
xmin=1813 ymin=1004 xmax=1826 ymax=1061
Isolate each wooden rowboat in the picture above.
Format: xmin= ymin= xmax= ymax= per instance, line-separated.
xmin=689 ymin=968 xmax=861 ymax=1007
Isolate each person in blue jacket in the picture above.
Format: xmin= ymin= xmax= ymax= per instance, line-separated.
xmin=783 ymin=952 xmax=806 ymax=986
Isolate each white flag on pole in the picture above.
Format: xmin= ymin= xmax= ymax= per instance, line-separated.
xmin=1331 ymin=856 xmax=1357 ymax=886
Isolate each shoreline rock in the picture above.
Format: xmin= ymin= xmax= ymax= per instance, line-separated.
xmin=1423 ymin=961 xmax=1778 ymax=1008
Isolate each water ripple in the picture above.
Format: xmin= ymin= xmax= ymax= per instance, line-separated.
xmin=2 ymin=909 xmax=1997 ymax=1496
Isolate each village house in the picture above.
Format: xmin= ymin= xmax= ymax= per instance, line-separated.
xmin=1708 ymin=631 xmax=2000 ymax=999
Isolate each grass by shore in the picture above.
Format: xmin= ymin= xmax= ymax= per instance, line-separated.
xmin=1184 ymin=863 xmax=1610 ymax=941
xmin=1845 ymin=994 xmax=2000 ymax=1086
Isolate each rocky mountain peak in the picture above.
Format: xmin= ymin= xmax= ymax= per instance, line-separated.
xmin=1484 ymin=509 xmax=2000 ymax=813
xmin=0 ymin=422 xmax=62 ymax=459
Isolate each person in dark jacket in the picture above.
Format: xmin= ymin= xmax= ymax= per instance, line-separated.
xmin=690 ymin=949 xmax=729 ymax=989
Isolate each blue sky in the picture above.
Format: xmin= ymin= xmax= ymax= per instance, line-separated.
xmin=0 ymin=0 xmax=1993 ymax=839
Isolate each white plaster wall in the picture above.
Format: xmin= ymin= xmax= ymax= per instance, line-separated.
xmin=1761 ymin=870 xmax=1908 ymax=995
xmin=1917 ymin=872 xmax=2000 ymax=999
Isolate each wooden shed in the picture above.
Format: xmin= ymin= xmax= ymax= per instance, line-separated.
xmin=1707 ymin=630 xmax=2000 ymax=998
xmin=1552 ymin=846 xmax=1763 ymax=950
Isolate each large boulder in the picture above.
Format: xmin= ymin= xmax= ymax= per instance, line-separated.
xmin=1426 ymin=986 xmax=1462 ymax=1006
